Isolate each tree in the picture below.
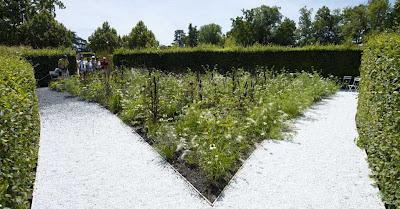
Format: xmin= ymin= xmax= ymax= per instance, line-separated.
xmin=312 ymin=6 xmax=343 ymax=44
xmin=230 ymin=5 xmax=282 ymax=46
xmin=20 ymin=11 xmax=72 ymax=48
xmin=88 ymin=22 xmax=120 ymax=53
xmin=173 ymin=29 xmax=186 ymax=47
xmin=367 ymin=0 xmax=390 ymax=31
xmin=229 ymin=16 xmax=253 ymax=46
xmin=272 ymin=18 xmax=296 ymax=46
xmin=126 ymin=21 xmax=158 ymax=49
xmin=32 ymin=0 xmax=65 ymax=17
xmin=72 ymin=32 xmax=89 ymax=52
xmin=296 ymin=6 xmax=314 ymax=46
xmin=187 ymin=23 xmax=198 ymax=47
xmin=198 ymin=23 xmax=223 ymax=45
xmin=251 ymin=6 xmax=282 ymax=44
xmin=392 ymin=0 xmax=400 ymax=29
xmin=0 ymin=0 xmax=66 ymax=45
xmin=342 ymin=5 xmax=369 ymax=44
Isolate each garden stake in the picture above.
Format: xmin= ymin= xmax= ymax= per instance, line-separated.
xmin=152 ymin=76 xmax=158 ymax=122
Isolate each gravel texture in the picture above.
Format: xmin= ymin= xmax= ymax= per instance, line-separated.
xmin=32 ymin=88 xmax=209 ymax=209
xmin=32 ymin=89 xmax=384 ymax=209
xmin=213 ymin=91 xmax=384 ymax=209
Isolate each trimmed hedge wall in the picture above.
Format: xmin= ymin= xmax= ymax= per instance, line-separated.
xmin=357 ymin=34 xmax=400 ymax=208
xmin=26 ymin=55 xmax=76 ymax=87
xmin=113 ymin=46 xmax=362 ymax=77
xmin=0 ymin=46 xmax=77 ymax=87
xmin=23 ymin=48 xmax=77 ymax=87
xmin=0 ymin=53 xmax=40 ymax=208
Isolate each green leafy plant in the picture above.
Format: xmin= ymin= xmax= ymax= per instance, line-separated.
xmin=0 ymin=52 xmax=40 ymax=209
xmin=356 ymin=33 xmax=400 ymax=208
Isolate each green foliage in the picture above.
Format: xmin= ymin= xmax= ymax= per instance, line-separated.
xmin=0 ymin=52 xmax=40 ymax=209
xmin=367 ymin=0 xmax=391 ymax=31
xmin=126 ymin=21 xmax=159 ymax=49
xmin=392 ymin=0 xmax=400 ymax=29
xmin=0 ymin=46 xmax=77 ymax=87
xmin=296 ymin=6 xmax=314 ymax=46
xmin=187 ymin=23 xmax=199 ymax=47
xmin=198 ymin=23 xmax=223 ymax=45
xmin=173 ymin=30 xmax=186 ymax=47
xmin=341 ymin=5 xmax=369 ymax=44
xmin=272 ymin=18 xmax=296 ymax=46
xmin=230 ymin=5 xmax=283 ymax=46
xmin=0 ymin=0 xmax=67 ymax=47
xmin=52 ymin=67 xmax=338 ymax=184
xmin=357 ymin=33 xmax=400 ymax=208
xmin=113 ymin=46 xmax=362 ymax=78
xmin=312 ymin=6 xmax=343 ymax=44
xmin=20 ymin=11 xmax=73 ymax=48
xmin=88 ymin=22 xmax=120 ymax=53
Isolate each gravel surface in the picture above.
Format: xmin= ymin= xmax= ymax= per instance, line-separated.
xmin=32 ymin=88 xmax=209 ymax=209
xmin=32 ymin=89 xmax=384 ymax=209
xmin=213 ymin=91 xmax=384 ymax=209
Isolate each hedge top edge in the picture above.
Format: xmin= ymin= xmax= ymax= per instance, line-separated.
xmin=0 ymin=45 xmax=75 ymax=57
xmin=114 ymin=44 xmax=362 ymax=55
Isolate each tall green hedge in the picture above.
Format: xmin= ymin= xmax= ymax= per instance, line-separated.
xmin=24 ymin=49 xmax=77 ymax=87
xmin=357 ymin=34 xmax=400 ymax=208
xmin=0 ymin=46 xmax=77 ymax=87
xmin=0 ymin=53 xmax=40 ymax=208
xmin=26 ymin=54 xmax=76 ymax=87
xmin=113 ymin=46 xmax=362 ymax=77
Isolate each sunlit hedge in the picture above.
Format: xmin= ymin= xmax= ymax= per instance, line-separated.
xmin=0 ymin=52 xmax=40 ymax=208
xmin=113 ymin=45 xmax=362 ymax=78
xmin=357 ymin=33 xmax=400 ymax=208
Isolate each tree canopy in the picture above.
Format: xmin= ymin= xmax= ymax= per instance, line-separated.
xmin=88 ymin=22 xmax=120 ymax=53
xmin=198 ymin=23 xmax=223 ymax=45
xmin=0 ymin=0 xmax=69 ymax=46
xmin=187 ymin=23 xmax=198 ymax=47
xmin=342 ymin=5 xmax=369 ymax=44
xmin=20 ymin=11 xmax=73 ymax=48
xmin=173 ymin=30 xmax=186 ymax=47
xmin=312 ymin=6 xmax=343 ymax=44
xmin=272 ymin=18 xmax=297 ymax=46
xmin=296 ymin=7 xmax=314 ymax=46
xmin=126 ymin=21 xmax=158 ymax=49
xmin=230 ymin=5 xmax=283 ymax=46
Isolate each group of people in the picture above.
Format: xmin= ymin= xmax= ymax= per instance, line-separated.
xmin=50 ymin=55 xmax=110 ymax=81
xmin=78 ymin=56 xmax=109 ymax=81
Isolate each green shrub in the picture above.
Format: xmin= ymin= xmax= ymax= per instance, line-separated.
xmin=356 ymin=33 xmax=400 ymax=208
xmin=0 ymin=53 xmax=40 ymax=208
xmin=113 ymin=46 xmax=362 ymax=78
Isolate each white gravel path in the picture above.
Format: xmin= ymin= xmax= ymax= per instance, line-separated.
xmin=32 ymin=89 xmax=384 ymax=209
xmin=32 ymin=88 xmax=209 ymax=209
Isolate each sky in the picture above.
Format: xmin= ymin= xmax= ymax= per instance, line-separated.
xmin=55 ymin=0 xmax=392 ymax=45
